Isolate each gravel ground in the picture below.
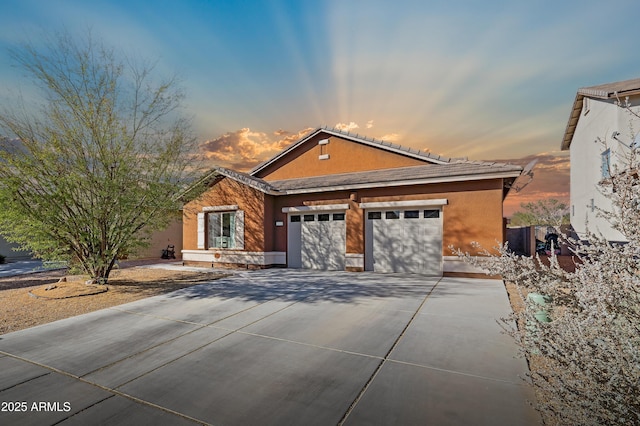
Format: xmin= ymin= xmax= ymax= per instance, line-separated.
xmin=0 ymin=263 xmax=227 ymax=335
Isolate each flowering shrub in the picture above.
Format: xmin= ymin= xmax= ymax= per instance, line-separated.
xmin=453 ymin=145 xmax=640 ymax=425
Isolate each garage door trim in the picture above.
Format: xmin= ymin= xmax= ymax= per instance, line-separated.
xmin=359 ymin=199 xmax=447 ymax=209
xmin=282 ymin=203 xmax=349 ymax=213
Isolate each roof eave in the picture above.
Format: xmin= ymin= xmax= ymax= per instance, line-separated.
xmin=562 ymin=83 xmax=640 ymax=151
xmin=209 ymin=167 xmax=281 ymax=195
xmin=277 ymin=170 xmax=523 ymax=195
xmin=561 ymin=93 xmax=584 ymax=151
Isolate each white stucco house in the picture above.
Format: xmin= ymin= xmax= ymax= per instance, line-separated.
xmin=561 ymin=77 xmax=640 ymax=242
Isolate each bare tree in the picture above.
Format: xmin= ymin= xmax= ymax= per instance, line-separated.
xmin=454 ymin=141 xmax=640 ymax=424
xmin=0 ymin=30 xmax=200 ymax=282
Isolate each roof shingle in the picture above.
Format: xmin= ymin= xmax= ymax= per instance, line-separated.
xmin=267 ymin=162 xmax=522 ymax=193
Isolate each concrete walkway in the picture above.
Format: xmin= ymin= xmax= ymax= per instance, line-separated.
xmin=0 ymin=269 xmax=539 ymax=425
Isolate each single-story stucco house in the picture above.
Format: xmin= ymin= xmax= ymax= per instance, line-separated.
xmin=182 ymin=127 xmax=523 ymax=275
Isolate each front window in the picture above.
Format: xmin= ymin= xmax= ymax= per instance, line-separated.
xmin=208 ymin=211 xmax=235 ymax=248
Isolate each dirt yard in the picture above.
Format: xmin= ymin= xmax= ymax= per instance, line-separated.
xmin=0 ymin=262 xmax=227 ymax=335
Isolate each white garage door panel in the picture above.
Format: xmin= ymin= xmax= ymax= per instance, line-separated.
xmin=301 ymin=220 xmax=345 ymax=270
xmin=288 ymin=213 xmax=346 ymax=271
xmin=366 ymin=210 xmax=442 ymax=275
xmin=398 ymin=221 xmax=424 ymax=273
xmin=372 ymin=221 xmax=401 ymax=273
xmin=287 ymin=218 xmax=302 ymax=268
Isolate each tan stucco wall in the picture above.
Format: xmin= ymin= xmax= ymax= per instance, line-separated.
xmin=183 ymin=177 xmax=265 ymax=252
xmin=256 ymin=134 xmax=427 ymax=180
xmin=133 ymin=217 xmax=183 ymax=259
xmin=269 ymin=179 xmax=506 ymax=257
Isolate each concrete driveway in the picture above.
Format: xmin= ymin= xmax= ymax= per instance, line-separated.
xmin=0 ymin=269 xmax=539 ymax=425
xmin=0 ymin=260 xmax=46 ymax=277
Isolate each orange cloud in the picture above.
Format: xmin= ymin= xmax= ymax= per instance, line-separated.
xmin=380 ymin=133 xmax=400 ymax=142
xmin=498 ymin=152 xmax=570 ymax=217
xmin=334 ymin=121 xmax=360 ymax=132
xmin=201 ymin=127 xmax=313 ymax=171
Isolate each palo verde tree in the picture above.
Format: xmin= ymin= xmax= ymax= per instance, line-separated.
xmin=0 ymin=31 xmax=200 ymax=282
xmin=510 ymin=198 xmax=570 ymax=227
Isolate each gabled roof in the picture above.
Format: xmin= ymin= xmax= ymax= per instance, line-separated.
xmin=200 ymin=161 xmax=522 ymax=197
xmin=561 ymin=77 xmax=640 ymax=150
xmin=249 ymin=126 xmax=464 ymax=176
xmin=199 ymin=167 xmax=280 ymax=195
xmin=267 ymin=162 xmax=522 ymax=194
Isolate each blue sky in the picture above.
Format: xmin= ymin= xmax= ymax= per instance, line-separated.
xmin=1 ymin=0 xmax=639 ymax=212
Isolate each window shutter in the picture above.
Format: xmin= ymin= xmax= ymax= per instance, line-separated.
xmin=235 ymin=210 xmax=244 ymax=250
xmin=197 ymin=212 xmax=205 ymax=249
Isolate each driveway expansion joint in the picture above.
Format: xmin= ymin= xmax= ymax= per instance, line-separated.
xmin=337 ymin=277 xmax=443 ymax=425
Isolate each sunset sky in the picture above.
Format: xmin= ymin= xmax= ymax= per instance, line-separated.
xmin=2 ymin=0 xmax=639 ymax=215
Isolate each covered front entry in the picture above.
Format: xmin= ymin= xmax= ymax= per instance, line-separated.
xmin=364 ymin=207 xmax=443 ymax=275
xmin=286 ymin=208 xmax=347 ymax=270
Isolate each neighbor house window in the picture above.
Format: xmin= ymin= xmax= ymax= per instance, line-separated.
xmin=208 ymin=211 xmax=235 ymax=249
xmin=601 ymin=149 xmax=611 ymax=179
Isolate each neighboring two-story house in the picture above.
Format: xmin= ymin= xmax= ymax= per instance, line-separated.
xmin=182 ymin=127 xmax=523 ymax=275
xmin=561 ymin=78 xmax=640 ymax=242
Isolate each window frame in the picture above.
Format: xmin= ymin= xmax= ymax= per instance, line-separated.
xmin=424 ymin=209 xmax=440 ymax=219
xmin=404 ymin=210 xmax=420 ymax=219
xmin=208 ymin=211 xmax=236 ymax=249
xmin=385 ymin=210 xmax=401 ymax=220
xmin=601 ymin=149 xmax=611 ymax=179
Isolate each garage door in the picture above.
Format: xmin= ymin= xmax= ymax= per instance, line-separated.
xmin=287 ymin=212 xmax=346 ymax=270
xmin=365 ymin=208 xmax=442 ymax=275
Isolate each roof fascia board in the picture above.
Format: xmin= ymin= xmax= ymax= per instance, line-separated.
xmin=578 ymin=87 xmax=640 ymax=99
xmin=213 ymin=168 xmax=280 ymax=195
xmin=278 ymin=171 xmax=522 ymax=195
xmin=561 ymin=93 xmax=584 ymax=151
